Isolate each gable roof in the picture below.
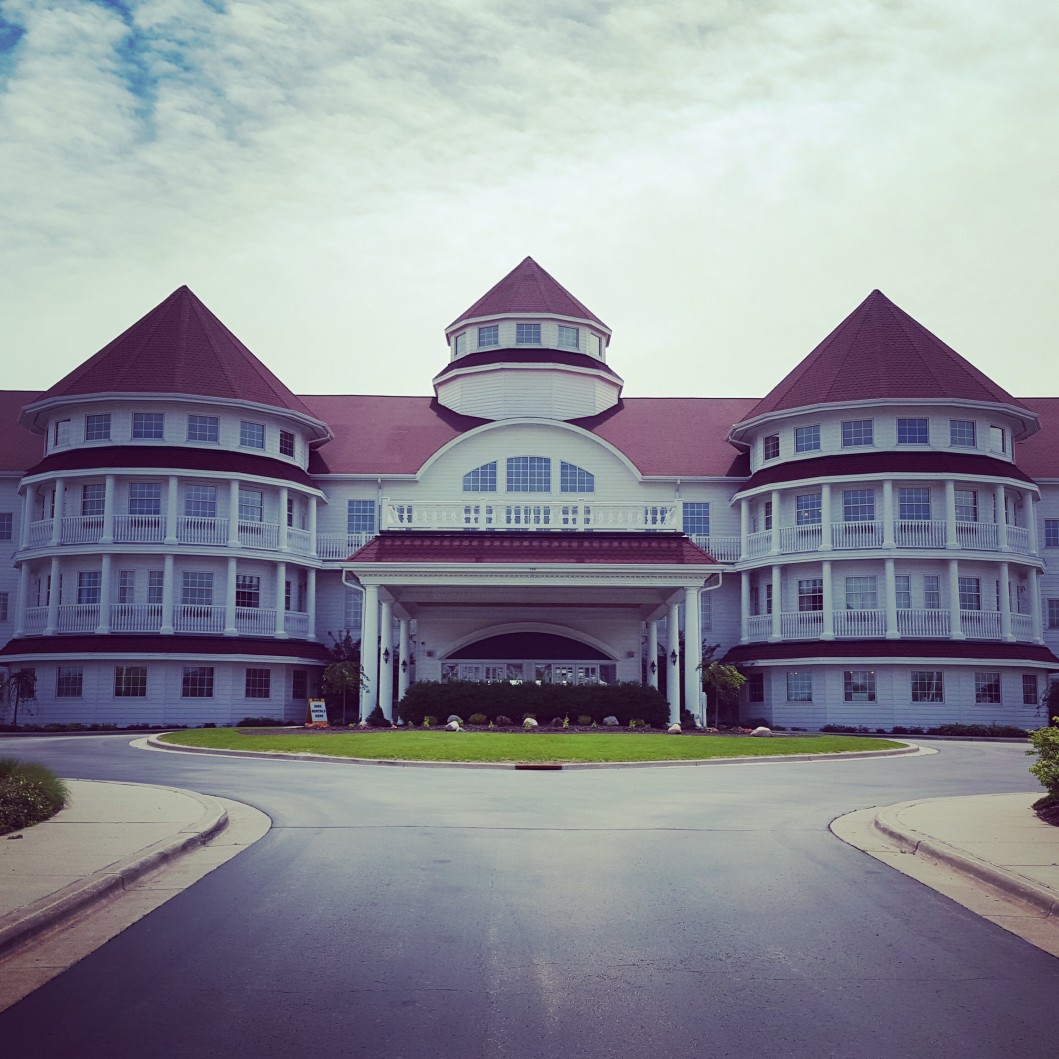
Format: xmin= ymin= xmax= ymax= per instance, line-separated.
xmin=23 ymin=286 xmax=324 ymax=430
xmin=447 ymin=257 xmax=609 ymax=334
xmin=741 ymin=290 xmax=1031 ymax=423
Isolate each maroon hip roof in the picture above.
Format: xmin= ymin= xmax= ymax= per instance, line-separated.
xmin=348 ymin=531 xmax=719 ymax=565
xmin=723 ymin=640 xmax=1059 ymax=665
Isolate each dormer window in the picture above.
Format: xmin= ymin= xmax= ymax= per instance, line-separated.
xmin=763 ymin=434 xmax=780 ymax=461
xmin=558 ymin=325 xmax=579 ymax=350
xmin=477 ymin=325 xmax=498 ymax=349
xmin=591 ymin=333 xmax=604 ymax=357
xmin=53 ymin=419 xmax=70 ymax=448
xmin=240 ymin=421 xmax=265 ymax=449
xmin=454 ymin=332 xmax=467 ymax=355
xmin=842 ymin=419 xmax=873 ymax=447
xmin=279 ymin=430 xmax=295 ymax=458
xmin=133 ymin=412 xmax=164 ymax=439
xmin=897 ymin=418 xmax=928 ymax=444
xmin=187 ymin=415 xmax=219 ymax=443
xmin=989 ymin=425 xmax=1007 ymax=454
xmin=516 ymin=323 xmax=541 ymax=345
xmin=795 ymin=424 xmax=820 ymax=452
xmin=85 ymin=413 xmax=111 ymax=441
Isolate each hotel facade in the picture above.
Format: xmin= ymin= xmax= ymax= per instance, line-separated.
xmin=1 ymin=258 xmax=1057 ymax=728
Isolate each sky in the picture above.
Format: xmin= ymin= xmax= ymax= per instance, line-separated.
xmin=1 ymin=0 xmax=1057 ymax=402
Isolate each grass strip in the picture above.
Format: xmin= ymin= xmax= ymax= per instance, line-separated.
xmin=159 ymin=729 xmax=903 ymax=764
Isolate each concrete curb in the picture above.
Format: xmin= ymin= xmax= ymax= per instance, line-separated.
xmin=0 ymin=785 xmax=229 ymax=958
xmin=145 ymin=733 xmax=923 ymax=769
xmin=872 ymin=800 xmax=1059 ymax=919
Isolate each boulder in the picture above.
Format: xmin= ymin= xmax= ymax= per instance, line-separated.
xmin=523 ymin=717 xmax=539 ymax=730
xmin=667 ymin=724 xmax=682 ymax=734
xmin=750 ymin=726 xmax=772 ymax=737
xmin=444 ymin=720 xmax=463 ymax=732
xmin=446 ymin=715 xmax=463 ymax=725
xmin=602 ymin=715 xmax=620 ymax=727
xmin=494 ymin=715 xmax=513 ymax=727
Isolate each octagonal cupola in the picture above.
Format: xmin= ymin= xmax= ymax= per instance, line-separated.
xmin=433 ymin=257 xmax=622 ymax=420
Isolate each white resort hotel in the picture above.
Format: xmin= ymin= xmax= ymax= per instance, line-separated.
xmin=1 ymin=258 xmax=1057 ymax=729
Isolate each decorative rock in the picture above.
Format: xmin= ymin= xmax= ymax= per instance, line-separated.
xmin=444 ymin=720 xmax=463 ymax=731
xmin=446 ymin=715 xmax=463 ymax=725
xmin=523 ymin=718 xmax=539 ymax=729
xmin=494 ymin=715 xmax=513 ymax=727
xmin=667 ymin=724 xmax=682 ymax=734
xmin=602 ymin=716 xmax=620 ymax=726
xmin=550 ymin=716 xmax=565 ymax=728
xmin=750 ymin=726 xmax=772 ymax=737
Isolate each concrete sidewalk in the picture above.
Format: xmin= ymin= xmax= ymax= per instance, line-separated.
xmin=0 ymin=779 xmax=230 ymax=957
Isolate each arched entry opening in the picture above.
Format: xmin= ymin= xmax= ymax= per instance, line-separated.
xmin=442 ymin=631 xmax=617 ymax=685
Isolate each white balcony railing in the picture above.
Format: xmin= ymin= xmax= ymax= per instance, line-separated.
xmin=831 ymin=521 xmax=883 ymax=549
xmin=1012 ymin=613 xmax=1033 ymax=639
xmin=781 ymin=611 xmax=823 ymax=638
xmin=317 ymin=531 xmax=374 ymax=560
xmin=61 ymin=515 xmax=103 ymax=544
xmin=1006 ymin=525 xmax=1030 ymax=553
xmin=24 ymin=606 xmax=47 ymax=634
xmin=956 ymin=521 xmax=999 ymax=550
xmin=57 ymin=603 xmax=100 ymax=632
xmin=110 ymin=603 xmax=163 ymax=632
xmin=897 ymin=608 xmax=950 ymax=637
xmin=28 ymin=519 xmax=52 ymax=547
xmin=177 ymin=516 xmax=229 ymax=545
xmin=747 ymin=615 xmax=772 ymax=641
xmin=287 ymin=527 xmax=313 ymax=555
xmin=834 ymin=609 xmax=886 ymax=638
xmin=745 ymin=530 xmax=771 ymax=558
xmin=235 ymin=606 xmax=277 ymax=636
xmin=173 ymin=604 xmax=226 ymax=633
xmin=894 ymin=520 xmax=947 ymax=548
xmin=238 ymin=520 xmax=280 ymax=550
xmin=779 ymin=524 xmax=822 ymax=553
xmin=114 ymin=514 xmax=166 ymax=543
xmin=961 ymin=610 xmax=1002 ymax=639
xmin=689 ymin=535 xmax=741 ymax=562
xmin=381 ymin=499 xmax=681 ymax=533
xmin=285 ymin=611 xmax=310 ymax=638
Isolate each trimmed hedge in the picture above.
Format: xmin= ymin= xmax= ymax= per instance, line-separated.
xmin=397 ymin=680 xmax=670 ymax=728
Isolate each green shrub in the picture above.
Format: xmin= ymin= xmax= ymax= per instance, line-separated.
xmin=1028 ymin=718 xmax=1059 ymax=794
xmin=925 ymin=723 xmax=1030 ymax=738
xmin=236 ymin=716 xmax=287 ymax=727
xmin=468 ymin=713 xmax=488 ymax=725
xmin=576 ymin=715 xmax=592 ymax=726
xmin=0 ymin=758 xmax=69 ymax=836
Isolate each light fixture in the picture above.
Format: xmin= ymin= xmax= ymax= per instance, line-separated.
xmin=670 ymin=649 xmax=678 ymax=664
xmin=649 ymin=660 xmax=657 ymax=675
xmin=401 ymin=659 xmax=408 ymax=673
xmin=382 ymin=648 xmax=391 ymax=663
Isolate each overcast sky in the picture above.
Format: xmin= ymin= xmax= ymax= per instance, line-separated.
xmin=2 ymin=0 xmax=1057 ymax=402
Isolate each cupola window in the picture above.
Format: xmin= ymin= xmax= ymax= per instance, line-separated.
xmin=187 ymin=415 xmax=219 ymax=443
xmin=795 ymin=425 xmax=820 ymax=452
xmin=763 ymin=434 xmax=780 ymax=461
xmin=557 ymin=325 xmax=579 ymax=350
xmin=454 ymin=332 xmax=467 ymax=355
xmin=85 ymin=413 xmax=111 ymax=441
xmin=279 ymin=430 xmax=295 ymax=458
xmin=950 ymin=419 xmax=976 ymax=447
xmin=515 ymin=323 xmax=541 ymax=345
xmin=841 ymin=419 xmax=873 ymax=447
xmin=133 ymin=412 xmax=164 ymax=439
xmin=477 ymin=325 xmax=498 ymax=348
xmin=897 ymin=418 xmax=928 ymax=444
xmin=463 ymin=462 xmax=498 ymax=492
xmin=240 ymin=421 xmax=265 ymax=449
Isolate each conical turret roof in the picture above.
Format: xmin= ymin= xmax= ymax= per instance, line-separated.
xmin=447 ymin=257 xmax=608 ymax=334
xmin=744 ymin=290 xmax=1028 ymax=419
xmin=32 ymin=286 xmax=318 ymax=420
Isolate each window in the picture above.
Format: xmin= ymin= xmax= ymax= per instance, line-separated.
xmin=507 ymin=456 xmax=550 ymax=492
xmin=845 ymin=576 xmax=878 ymax=610
xmin=184 ymin=485 xmax=217 ymax=519
xmin=279 ymin=430 xmax=295 ymax=458
xmin=763 ymin=500 xmax=773 ymax=532
xmin=0 ymin=512 xmax=11 ymax=539
xmin=748 ymin=672 xmax=764 ymax=703
xmin=245 ymin=668 xmax=271 ymax=698
xmin=84 ymin=413 xmax=111 ymax=441
xmin=795 ymin=494 xmax=821 ymax=525
xmin=114 ymin=665 xmax=147 ymax=697
xmin=989 ymin=425 xmax=1007 ymax=454
xmin=955 ymin=489 xmax=978 ymax=523
xmin=764 ymin=583 xmax=773 ymax=615
xmin=763 ymin=434 xmax=780 ymax=461
xmin=240 ymin=421 xmax=265 ymax=449
xmin=56 ymin=667 xmax=83 ymax=697
xmin=786 ymin=672 xmax=813 ymax=702
xmin=287 ymin=497 xmax=296 ymax=527
xmin=701 ymin=592 xmax=712 ymax=631
xmin=683 ymin=502 xmax=710 ymax=537
xmin=898 ymin=488 xmax=931 ymax=521
xmin=238 ymin=489 xmax=263 ymax=523
xmin=53 ymin=419 xmax=70 ymax=447
xmin=148 ymin=571 xmax=164 ymax=605
xmin=118 ymin=569 xmax=135 ymax=604
xmin=182 ymin=666 xmax=215 ymax=697
xmin=843 ymin=489 xmax=875 ymax=522
xmin=950 ymin=419 xmax=976 ymax=447
xmin=236 ymin=574 xmax=260 ymax=609
xmin=187 ymin=414 xmax=219 ymax=443
xmin=181 ymin=572 xmax=213 ymax=606
xmin=798 ymin=578 xmax=823 ymax=611
xmin=560 ymin=462 xmax=594 ymax=493
xmin=897 ymin=418 xmax=928 ymax=444
xmin=795 ymin=424 xmax=820 ymax=452
xmin=557 ymin=325 xmax=579 ymax=350
xmin=842 ymin=419 xmax=873 ymax=446
xmin=129 ymin=482 xmax=161 ymax=516
xmin=895 ymin=574 xmax=911 ymax=610
xmin=132 ymin=412 xmax=164 ymax=439
xmin=924 ymin=575 xmax=941 ymax=610
xmin=912 ymin=670 xmax=944 ymax=702
xmin=454 ymin=331 xmax=467 ymax=355
xmin=515 ymin=323 xmax=541 ymax=344
xmin=1023 ymin=674 xmax=1039 ymax=706
xmin=1047 ymin=599 xmax=1059 ymax=629
xmin=975 ymin=672 xmax=1002 ymax=704
xmin=1044 ymin=520 xmax=1059 ymax=548
xmin=0 ymin=592 xmax=8 ymax=622
xmin=463 ymin=462 xmax=498 ymax=492
xmin=958 ymin=576 xmax=981 ymax=611
xmin=591 ymin=333 xmax=604 ymax=356
xmin=347 ymin=499 xmax=376 ymax=535
xmin=844 ymin=671 xmax=876 ymax=702
xmin=477 ymin=325 xmax=499 ymax=348
xmin=77 ymin=571 xmax=101 ymax=605
xmin=292 ymin=670 xmax=309 ymax=701
xmin=82 ymin=483 xmax=105 ymax=517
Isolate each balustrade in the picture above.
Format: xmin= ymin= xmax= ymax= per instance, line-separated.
xmin=57 ymin=603 xmax=99 ymax=632
xmin=173 ymin=604 xmax=226 ymax=633
xmin=110 ymin=603 xmax=163 ymax=632
xmin=285 ymin=611 xmax=310 ymax=638
xmin=176 ymin=516 xmax=229 ymax=545
xmin=113 ymin=514 xmax=166 ymax=543
xmin=238 ymin=520 xmax=280 ymax=550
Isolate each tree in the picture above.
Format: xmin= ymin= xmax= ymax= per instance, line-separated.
xmin=322 ymin=632 xmax=364 ymax=724
xmin=2 ymin=669 xmax=38 ymax=729
xmin=1040 ymin=679 xmax=1059 ymax=727
xmin=699 ymin=644 xmax=746 ymax=727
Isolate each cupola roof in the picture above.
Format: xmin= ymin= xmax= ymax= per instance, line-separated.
xmin=447 ymin=257 xmax=609 ymax=336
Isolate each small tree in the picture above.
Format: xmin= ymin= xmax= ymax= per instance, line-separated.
xmin=322 ymin=632 xmax=364 ymax=724
xmin=1039 ymin=680 xmax=1059 ymax=726
xmin=699 ymin=645 xmax=746 ymax=727
xmin=2 ymin=669 xmax=38 ymax=729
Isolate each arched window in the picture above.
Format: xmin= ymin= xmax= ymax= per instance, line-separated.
xmin=463 ymin=461 xmax=497 ymax=492
xmin=559 ymin=461 xmax=594 ymax=493
xmin=506 ymin=456 xmax=550 ymax=492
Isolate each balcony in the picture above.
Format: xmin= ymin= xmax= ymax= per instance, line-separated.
xmin=317 ymin=531 xmax=374 ymax=560
xmin=381 ymin=498 xmax=681 ymax=532
xmin=746 ymin=607 xmax=1033 ymax=643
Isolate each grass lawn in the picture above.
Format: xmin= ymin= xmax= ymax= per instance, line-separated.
xmin=158 ymin=729 xmax=904 ymax=764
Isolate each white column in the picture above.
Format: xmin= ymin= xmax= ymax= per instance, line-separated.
xmin=275 ymin=560 xmax=287 ymax=637
xmin=770 ymin=490 xmax=781 ymax=555
xmin=820 ymin=483 xmax=833 ymax=551
xmin=161 ymin=553 xmax=175 ymax=634
xmin=945 ymin=480 xmax=958 ymax=548
xmin=45 ymin=556 xmax=60 ymax=635
xmin=398 ymin=618 xmax=411 ymax=701
xmin=683 ymin=586 xmax=702 ymax=726
xmin=50 ymin=479 xmax=64 ymax=545
xmin=1029 ymin=569 xmax=1043 ymax=643
xmin=740 ymin=572 xmax=750 ymax=643
xmin=739 ymin=500 xmax=750 ymax=560
xmin=647 ymin=620 xmax=659 ymax=687
xmin=278 ymin=486 xmax=289 ymax=551
xmin=666 ymin=600 xmax=680 ymax=724
xmin=821 ymin=560 xmax=834 ymax=640
xmin=101 ymin=475 xmax=115 ymax=544
xmin=96 ymin=554 xmax=112 ymax=633
xmin=378 ymin=599 xmax=394 ymax=722
xmin=228 ymin=482 xmax=241 ymax=547
xmin=882 ymin=480 xmax=895 ymax=547
xmin=948 ymin=558 xmax=964 ymax=639
xmin=224 ymin=556 xmax=238 ymax=635
xmin=308 ymin=496 xmax=318 ymax=555
xmin=360 ymin=584 xmax=380 ymax=721
xmin=14 ymin=563 xmax=30 ymax=636
xmin=166 ymin=475 xmax=179 ymax=544
xmin=999 ymin=561 xmax=1013 ymax=641
xmin=995 ymin=485 xmax=1009 ymax=550
xmin=884 ymin=557 xmax=898 ymax=639
xmin=770 ymin=564 xmax=782 ymax=641
xmin=21 ymin=483 xmax=37 ymax=548
xmin=1027 ymin=494 xmax=1040 ymax=554
xmin=306 ymin=568 xmax=316 ymax=639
